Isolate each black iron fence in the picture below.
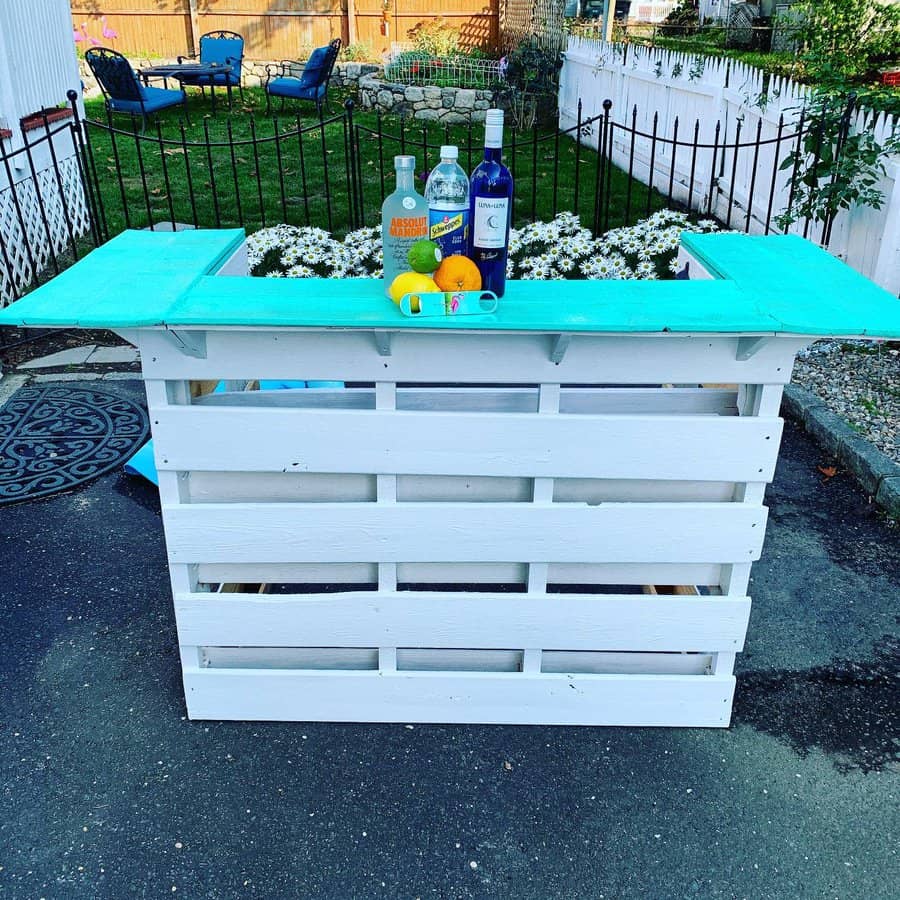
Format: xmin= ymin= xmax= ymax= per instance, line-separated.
xmin=2 ymin=88 xmax=843 ymax=348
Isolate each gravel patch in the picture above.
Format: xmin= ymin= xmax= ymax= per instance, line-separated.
xmin=792 ymin=341 xmax=899 ymax=464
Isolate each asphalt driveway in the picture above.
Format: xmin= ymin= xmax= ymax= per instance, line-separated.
xmin=1 ymin=379 xmax=897 ymax=899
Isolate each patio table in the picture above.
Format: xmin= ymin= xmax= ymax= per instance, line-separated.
xmin=139 ymin=62 xmax=234 ymax=114
xmin=2 ymin=228 xmax=897 ymax=726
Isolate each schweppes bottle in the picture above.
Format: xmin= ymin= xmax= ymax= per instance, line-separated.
xmin=424 ymin=145 xmax=470 ymax=258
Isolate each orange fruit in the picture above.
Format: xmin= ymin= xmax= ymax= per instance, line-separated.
xmin=433 ymin=255 xmax=482 ymax=292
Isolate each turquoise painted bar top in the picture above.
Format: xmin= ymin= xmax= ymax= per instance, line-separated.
xmin=1 ymin=229 xmax=898 ymax=337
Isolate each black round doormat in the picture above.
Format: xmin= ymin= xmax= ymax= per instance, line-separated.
xmin=0 ymin=384 xmax=149 ymax=505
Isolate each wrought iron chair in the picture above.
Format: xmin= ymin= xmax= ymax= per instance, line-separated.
xmin=264 ymin=38 xmax=342 ymax=116
xmin=177 ymin=30 xmax=245 ymax=107
xmin=85 ymin=47 xmax=188 ymax=130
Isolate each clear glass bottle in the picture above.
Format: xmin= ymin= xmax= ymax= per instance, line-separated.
xmin=424 ymin=145 xmax=469 ymax=259
xmin=469 ymin=109 xmax=514 ymax=297
xmin=381 ymin=155 xmax=428 ymax=297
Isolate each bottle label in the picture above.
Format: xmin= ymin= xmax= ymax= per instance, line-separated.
xmin=472 ymin=197 xmax=509 ymax=249
xmin=389 ymin=215 xmax=427 ymax=238
xmin=428 ymin=209 xmax=469 ymax=257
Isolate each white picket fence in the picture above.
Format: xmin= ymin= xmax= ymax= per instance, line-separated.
xmin=559 ymin=37 xmax=900 ymax=295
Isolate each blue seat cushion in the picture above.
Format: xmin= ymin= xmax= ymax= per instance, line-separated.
xmin=266 ymin=77 xmax=326 ymax=101
xmin=201 ymin=37 xmax=243 ymax=68
xmin=110 ymin=85 xmax=185 ymax=114
xmin=179 ymin=70 xmax=241 ymax=87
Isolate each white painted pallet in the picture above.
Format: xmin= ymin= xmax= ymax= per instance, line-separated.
xmin=138 ymin=244 xmax=800 ymax=726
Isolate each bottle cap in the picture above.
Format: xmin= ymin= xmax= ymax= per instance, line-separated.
xmin=485 ymin=109 xmax=504 ymax=127
xmin=394 ymin=155 xmax=416 ymax=170
xmin=440 ymin=145 xmax=458 ymax=159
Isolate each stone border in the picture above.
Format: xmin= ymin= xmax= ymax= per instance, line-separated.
xmin=359 ymin=77 xmax=493 ymax=123
xmin=782 ymin=384 xmax=900 ymax=518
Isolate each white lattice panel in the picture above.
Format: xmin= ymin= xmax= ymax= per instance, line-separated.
xmin=0 ymin=153 xmax=90 ymax=305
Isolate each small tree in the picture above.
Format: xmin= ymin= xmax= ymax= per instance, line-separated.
xmin=776 ymin=92 xmax=900 ymax=241
xmin=792 ymin=0 xmax=900 ymax=81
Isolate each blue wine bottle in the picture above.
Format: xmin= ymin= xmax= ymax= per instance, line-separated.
xmin=469 ymin=109 xmax=513 ymax=297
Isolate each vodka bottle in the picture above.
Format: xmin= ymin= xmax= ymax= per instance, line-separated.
xmin=381 ymin=155 xmax=428 ymax=296
xmin=469 ymin=109 xmax=513 ymax=297
xmin=424 ymin=145 xmax=469 ymax=259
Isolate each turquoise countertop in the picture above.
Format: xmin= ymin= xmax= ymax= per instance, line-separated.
xmin=1 ymin=229 xmax=898 ymax=337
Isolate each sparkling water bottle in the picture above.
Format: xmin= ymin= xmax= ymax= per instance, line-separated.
xmin=381 ymin=155 xmax=428 ymax=297
xmin=424 ymin=145 xmax=469 ymax=259
xmin=469 ymin=110 xmax=513 ymax=297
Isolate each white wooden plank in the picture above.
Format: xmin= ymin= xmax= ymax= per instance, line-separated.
xmin=138 ymin=329 xmax=806 ymax=385
xmin=153 ymin=407 xmax=783 ymax=481
xmin=676 ymin=247 xmax=715 ymax=280
xmin=190 ymin=472 xmax=377 ymax=503
xmin=174 ymin=590 xmax=751 ymax=651
xmin=199 ymin=646 xmax=713 ymax=676
xmin=195 ymin=386 xmax=739 ymax=416
xmin=195 ymin=561 xmax=721 ymax=587
xmin=188 ymin=472 xmax=736 ymax=504
xmin=163 ymin=502 xmax=768 ymax=564
xmin=214 ymin=243 xmax=249 ymax=276
xmin=181 ymin=668 xmax=736 ymax=726
xmin=540 ymin=650 xmax=711 ymax=675
xmin=738 ymin=383 xmax=785 ymax=417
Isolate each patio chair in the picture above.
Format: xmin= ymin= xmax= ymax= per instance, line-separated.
xmin=177 ymin=29 xmax=245 ymax=107
xmin=85 ymin=47 xmax=188 ymax=130
xmin=264 ymin=38 xmax=342 ymax=116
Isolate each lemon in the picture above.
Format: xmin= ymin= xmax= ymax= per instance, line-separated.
xmin=388 ymin=271 xmax=440 ymax=305
xmin=407 ymin=239 xmax=443 ymax=273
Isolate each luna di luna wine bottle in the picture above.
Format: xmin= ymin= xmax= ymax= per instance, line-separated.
xmin=469 ymin=108 xmax=513 ymax=297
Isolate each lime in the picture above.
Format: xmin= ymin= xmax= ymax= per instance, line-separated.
xmin=407 ymin=239 xmax=443 ymax=273
xmin=388 ymin=271 xmax=441 ymax=305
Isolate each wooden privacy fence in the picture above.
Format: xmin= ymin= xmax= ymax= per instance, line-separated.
xmin=70 ymin=1 xmax=500 ymax=59
xmin=559 ymin=37 xmax=900 ymax=295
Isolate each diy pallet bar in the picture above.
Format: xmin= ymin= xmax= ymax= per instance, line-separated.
xmin=3 ymin=228 xmax=897 ymax=726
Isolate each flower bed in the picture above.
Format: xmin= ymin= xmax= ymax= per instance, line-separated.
xmin=383 ymin=52 xmax=501 ymax=90
xmin=246 ymin=210 xmax=722 ymax=280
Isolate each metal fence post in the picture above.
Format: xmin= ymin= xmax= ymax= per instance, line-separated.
xmin=344 ymin=98 xmax=360 ymax=230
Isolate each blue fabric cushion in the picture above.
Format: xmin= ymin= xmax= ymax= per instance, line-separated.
xmin=201 ymin=37 xmax=242 ymax=67
xmin=179 ymin=70 xmax=241 ymax=87
xmin=298 ymin=46 xmax=330 ymax=85
xmin=110 ymin=85 xmax=185 ymax=114
xmin=266 ymin=77 xmax=325 ymax=101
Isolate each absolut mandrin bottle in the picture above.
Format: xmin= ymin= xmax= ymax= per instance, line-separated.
xmin=469 ymin=109 xmax=513 ymax=297
xmin=381 ymin=155 xmax=428 ymax=297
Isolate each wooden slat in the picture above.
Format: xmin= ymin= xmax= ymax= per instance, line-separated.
xmin=153 ymin=407 xmax=783 ymax=481
xmin=195 ymin=386 xmax=739 ymax=416
xmin=139 ymin=330 xmax=807 ymax=385
xmin=175 ymin=590 xmax=751 ymax=651
xmin=194 ymin=561 xmax=723 ymax=587
xmin=163 ymin=501 xmax=767 ymax=564
xmin=182 ymin=669 xmax=736 ymax=725
xmin=187 ymin=471 xmax=736 ymax=504
xmin=201 ymin=646 xmax=713 ymax=676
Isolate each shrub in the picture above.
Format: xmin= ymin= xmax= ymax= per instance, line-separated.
xmin=341 ymin=42 xmax=375 ymax=62
xmin=658 ymin=0 xmax=700 ymax=38
xmin=408 ymin=17 xmax=460 ymax=57
xmin=792 ymin=0 xmax=900 ymax=81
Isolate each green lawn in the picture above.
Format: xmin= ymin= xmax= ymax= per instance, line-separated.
xmin=81 ymin=86 xmax=667 ymax=241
